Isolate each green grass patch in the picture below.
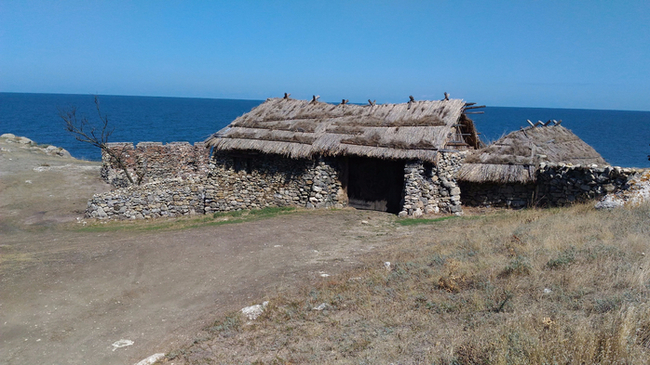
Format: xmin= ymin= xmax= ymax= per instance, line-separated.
xmin=74 ymin=206 xmax=298 ymax=233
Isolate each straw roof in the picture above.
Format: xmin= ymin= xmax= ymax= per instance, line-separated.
xmin=457 ymin=125 xmax=608 ymax=183
xmin=205 ymin=97 xmax=480 ymax=162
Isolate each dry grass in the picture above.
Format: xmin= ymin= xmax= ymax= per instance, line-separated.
xmin=164 ymin=204 xmax=650 ymax=364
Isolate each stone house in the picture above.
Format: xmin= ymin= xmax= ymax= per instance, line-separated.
xmin=203 ymin=96 xmax=482 ymax=216
xmin=455 ymin=123 xmax=635 ymax=207
xmin=87 ymin=98 xmax=642 ymax=220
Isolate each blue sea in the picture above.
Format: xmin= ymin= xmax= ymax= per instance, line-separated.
xmin=1 ymin=92 xmax=649 ymax=168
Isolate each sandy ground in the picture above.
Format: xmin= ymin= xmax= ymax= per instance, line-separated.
xmin=0 ymin=138 xmax=398 ymax=365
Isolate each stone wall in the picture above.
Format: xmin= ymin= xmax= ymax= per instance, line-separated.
xmin=458 ymin=163 xmax=642 ymax=208
xmin=203 ymin=153 xmax=345 ymax=213
xmin=536 ymin=163 xmax=639 ymax=206
xmin=459 ymin=182 xmax=535 ymax=208
xmin=102 ymin=142 xmax=210 ymax=187
xmin=399 ymin=152 xmax=465 ymax=217
xmin=88 ymin=152 xmax=347 ymax=219
xmin=89 ymin=147 xmax=468 ymax=219
xmin=86 ymin=177 xmax=205 ymax=219
xmin=91 ymin=144 xmax=641 ymax=220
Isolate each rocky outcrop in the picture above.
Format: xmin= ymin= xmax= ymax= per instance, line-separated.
xmin=0 ymin=133 xmax=71 ymax=157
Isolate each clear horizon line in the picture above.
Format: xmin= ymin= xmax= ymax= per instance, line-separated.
xmin=2 ymin=90 xmax=649 ymax=113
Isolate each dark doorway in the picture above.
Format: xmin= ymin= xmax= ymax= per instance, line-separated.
xmin=346 ymin=157 xmax=405 ymax=213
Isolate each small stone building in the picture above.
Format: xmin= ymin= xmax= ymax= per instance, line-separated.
xmin=455 ymin=124 xmax=632 ymax=207
xmin=204 ymin=97 xmax=482 ymax=216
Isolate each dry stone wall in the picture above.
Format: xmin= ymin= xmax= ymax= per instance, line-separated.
xmin=87 ymin=152 xmax=347 ymax=219
xmin=86 ymin=177 xmax=205 ymax=219
xmin=399 ymin=152 xmax=465 ymax=217
xmin=89 ymin=146 xmax=467 ymax=219
xmin=536 ymin=163 xmax=639 ymax=206
xmin=89 ymin=142 xmax=640 ymax=220
xmin=459 ymin=182 xmax=535 ymax=208
xmin=203 ymin=154 xmax=345 ymax=213
xmin=102 ymin=142 xmax=210 ymax=187
xmin=458 ymin=163 xmax=642 ymax=208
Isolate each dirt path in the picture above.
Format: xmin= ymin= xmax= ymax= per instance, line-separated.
xmin=0 ymin=137 xmax=397 ymax=365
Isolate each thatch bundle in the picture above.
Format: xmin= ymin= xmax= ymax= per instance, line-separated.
xmin=205 ymin=98 xmax=480 ymax=162
xmin=457 ymin=125 xmax=608 ymax=183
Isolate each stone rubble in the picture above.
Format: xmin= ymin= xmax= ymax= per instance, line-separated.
xmin=133 ymin=353 xmax=165 ymax=365
xmin=241 ymin=301 xmax=269 ymax=321
xmin=595 ymin=170 xmax=650 ymax=209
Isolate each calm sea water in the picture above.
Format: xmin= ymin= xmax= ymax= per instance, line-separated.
xmin=0 ymin=93 xmax=262 ymax=161
xmin=1 ymin=92 xmax=649 ymax=168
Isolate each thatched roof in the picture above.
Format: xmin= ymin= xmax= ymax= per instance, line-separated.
xmin=457 ymin=125 xmax=608 ymax=183
xmin=205 ymin=97 xmax=480 ymax=162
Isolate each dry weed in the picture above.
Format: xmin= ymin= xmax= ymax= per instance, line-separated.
xmin=166 ymin=203 xmax=650 ymax=364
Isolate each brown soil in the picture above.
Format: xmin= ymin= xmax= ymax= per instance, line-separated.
xmin=0 ymin=138 xmax=399 ymax=365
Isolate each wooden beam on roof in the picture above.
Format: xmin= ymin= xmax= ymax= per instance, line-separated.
xmin=464 ymin=105 xmax=486 ymax=110
xmin=465 ymin=111 xmax=484 ymax=114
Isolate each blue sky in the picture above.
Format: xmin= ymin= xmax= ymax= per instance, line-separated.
xmin=1 ymin=1 xmax=649 ymax=110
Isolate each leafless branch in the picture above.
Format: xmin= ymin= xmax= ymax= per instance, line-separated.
xmin=60 ymin=96 xmax=136 ymax=185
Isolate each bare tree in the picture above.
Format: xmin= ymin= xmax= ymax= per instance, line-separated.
xmin=60 ymin=96 xmax=143 ymax=185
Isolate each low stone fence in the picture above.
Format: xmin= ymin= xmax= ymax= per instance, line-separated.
xmin=459 ymin=163 xmax=643 ymax=208
xmin=87 ymin=178 xmax=205 ymax=219
xmin=459 ymin=182 xmax=535 ymax=208
xmin=536 ymin=163 xmax=640 ymax=206
xmin=102 ymin=142 xmax=210 ymax=187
